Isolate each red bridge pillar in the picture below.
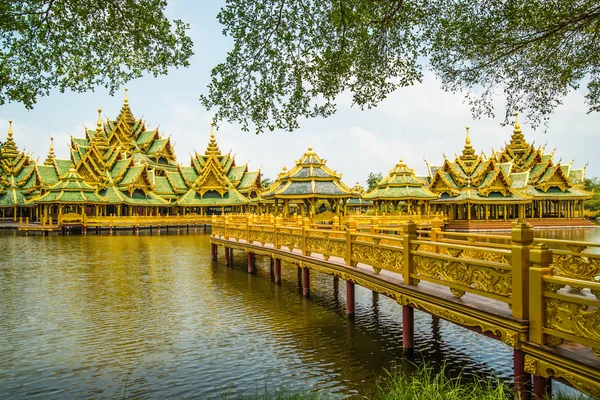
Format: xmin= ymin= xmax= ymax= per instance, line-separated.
xmin=274 ymin=258 xmax=281 ymax=283
xmin=302 ymin=267 xmax=310 ymax=297
xmin=247 ymin=252 xmax=255 ymax=273
xmin=402 ymin=305 xmax=414 ymax=351
xmin=224 ymin=246 xmax=230 ymax=266
xmin=514 ymin=349 xmax=532 ymax=399
xmin=346 ymin=281 xmax=355 ymax=318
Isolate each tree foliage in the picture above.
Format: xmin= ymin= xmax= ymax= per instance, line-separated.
xmin=366 ymin=172 xmax=383 ymax=192
xmin=261 ymin=177 xmax=273 ymax=188
xmin=584 ymin=177 xmax=600 ymax=211
xmin=201 ymin=0 xmax=600 ymax=133
xmin=0 ymin=0 xmax=193 ymax=108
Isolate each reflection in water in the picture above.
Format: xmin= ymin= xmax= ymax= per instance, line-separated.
xmin=0 ymin=228 xmax=594 ymax=398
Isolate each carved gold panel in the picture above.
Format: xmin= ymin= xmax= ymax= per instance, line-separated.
xmin=551 ymin=249 xmax=600 ymax=290
xmin=545 ymin=298 xmax=600 ymax=360
xmin=413 ymin=255 xmax=512 ymax=299
xmin=351 ymin=243 xmax=404 ymax=273
xmin=305 ymin=237 xmax=346 ymax=259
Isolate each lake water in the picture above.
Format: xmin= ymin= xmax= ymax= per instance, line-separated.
xmin=0 ymin=226 xmax=597 ymax=398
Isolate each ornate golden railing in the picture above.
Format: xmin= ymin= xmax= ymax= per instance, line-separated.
xmin=213 ymin=216 xmax=600 ymax=396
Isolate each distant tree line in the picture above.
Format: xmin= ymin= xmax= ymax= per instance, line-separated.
xmin=584 ymin=178 xmax=600 ymax=212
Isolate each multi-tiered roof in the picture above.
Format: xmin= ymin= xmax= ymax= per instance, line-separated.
xmin=262 ymin=147 xmax=358 ymax=201
xmin=0 ymin=121 xmax=38 ymax=209
xmin=364 ymin=159 xmax=437 ymax=203
xmin=176 ymin=126 xmax=260 ymax=209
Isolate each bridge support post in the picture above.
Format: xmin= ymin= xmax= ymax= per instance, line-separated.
xmin=513 ymin=349 xmax=531 ymax=399
xmin=229 ymin=248 xmax=234 ymax=267
xmin=402 ymin=305 xmax=414 ymax=351
xmin=346 ymin=281 xmax=355 ymax=318
xmin=224 ymin=246 xmax=230 ymax=266
xmin=211 ymin=243 xmax=217 ymax=261
xmin=274 ymin=258 xmax=281 ymax=284
xmin=533 ymin=376 xmax=551 ymax=399
xmin=302 ymin=267 xmax=310 ymax=297
xmin=247 ymin=252 xmax=255 ymax=274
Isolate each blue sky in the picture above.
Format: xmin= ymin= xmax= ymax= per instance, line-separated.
xmin=1 ymin=0 xmax=598 ymax=186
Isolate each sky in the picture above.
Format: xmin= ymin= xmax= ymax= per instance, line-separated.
xmin=1 ymin=0 xmax=599 ymax=187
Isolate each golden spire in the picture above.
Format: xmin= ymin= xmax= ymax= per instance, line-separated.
xmin=514 ymin=111 xmax=522 ymax=134
xmin=205 ymin=122 xmax=221 ymax=156
xmin=3 ymin=119 xmax=18 ymax=155
xmin=124 ymin=87 xmax=129 ymax=104
xmin=460 ymin=126 xmax=477 ymax=165
xmin=44 ymin=137 xmax=56 ymax=165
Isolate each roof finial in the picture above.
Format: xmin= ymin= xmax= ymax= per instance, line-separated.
xmin=124 ymin=87 xmax=129 ymax=104
xmin=50 ymin=137 xmax=54 ymax=151
xmin=513 ymin=111 xmax=522 ymax=134
xmin=210 ymin=121 xmax=215 ymax=138
xmin=96 ymin=108 xmax=103 ymax=132
xmin=465 ymin=126 xmax=471 ymax=145
xmin=8 ymin=119 xmax=13 ymax=139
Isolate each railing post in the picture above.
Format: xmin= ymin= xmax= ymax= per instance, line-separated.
xmin=511 ymin=220 xmax=534 ymax=320
xmin=528 ymin=242 xmax=553 ymax=396
xmin=247 ymin=220 xmax=252 ymax=244
xmin=430 ymin=217 xmax=442 ymax=253
xmin=345 ymin=220 xmax=357 ymax=266
xmin=275 ymin=216 xmax=282 ymax=249
xmin=403 ymin=221 xmax=417 ymax=285
xmin=529 ymin=243 xmax=553 ymax=346
xmin=302 ymin=217 xmax=310 ymax=255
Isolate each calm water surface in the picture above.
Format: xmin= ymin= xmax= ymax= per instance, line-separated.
xmin=0 ymin=226 xmax=597 ymax=398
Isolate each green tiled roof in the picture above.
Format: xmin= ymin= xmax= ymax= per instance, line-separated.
xmin=177 ymin=188 xmax=248 ymax=206
xmin=166 ymin=171 xmax=188 ymax=192
xmin=154 ymin=176 xmax=176 ymax=196
xmin=0 ymin=188 xmax=29 ymax=207
xmin=147 ymin=138 xmax=168 ymax=155
xmin=238 ymin=171 xmax=259 ymax=190
xmin=136 ymin=130 xmax=156 ymax=147
xmin=110 ymin=159 xmax=131 ymax=180
xmin=119 ymin=165 xmax=144 ymax=185
xmin=33 ymin=168 xmax=106 ymax=204
xmin=55 ymin=159 xmax=74 ymax=177
xmin=509 ymin=172 xmax=529 ymax=189
xmin=365 ymin=160 xmax=438 ymax=201
xmin=227 ymin=165 xmax=247 ymax=183
xmin=37 ymin=165 xmax=59 ymax=186
xmin=433 ymin=187 xmax=529 ymax=203
xmin=180 ymin=166 xmax=198 ymax=184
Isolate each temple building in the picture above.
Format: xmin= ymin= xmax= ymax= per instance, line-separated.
xmin=261 ymin=147 xmax=359 ymax=216
xmin=0 ymin=90 xmax=262 ymax=221
xmin=346 ymin=182 xmax=373 ymax=213
xmin=175 ymin=125 xmax=261 ymax=215
xmin=425 ymin=114 xmax=592 ymax=224
xmin=0 ymin=121 xmax=37 ymax=220
xmin=364 ymin=159 xmax=438 ymax=214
